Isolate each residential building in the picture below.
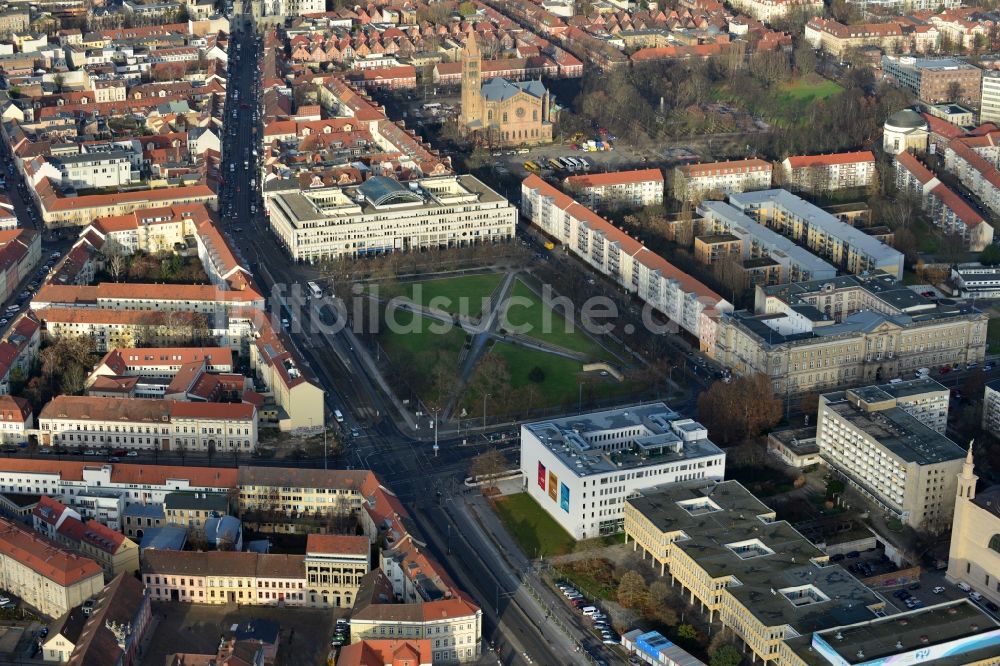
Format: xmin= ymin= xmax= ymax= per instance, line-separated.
xmin=804 ymin=17 xmax=905 ymax=57
xmin=41 ymin=573 xmax=152 ymax=665
xmin=767 ymin=427 xmax=822 ymax=468
xmin=925 ymin=102 xmax=975 ymax=127
xmin=0 ymin=395 xmax=32 ymax=445
xmin=142 ymin=550 xmax=309 ymax=606
xmin=895 ymin=151 xmax=994 ymax=250
xmin=780 ymin=151 xmax=876 ymax=195
xmin=519 ymin=402 xmax=725 ymax=539
xmin=38 ymin=396 xmax=258 ymax=453
xmin=33 ymin=496 xmax=140 ymax=578
xmin=563 ymin=169 xmax=664 ymax=208
xmin=951 ymin=263 xmax=1000 ymax=298
xmin=983 ymin=379 xmax=1000 ymax=437
xmin=697 ymin=200 xmax=837 ymax=284
xmin=350 ymin=571 xmax=483 ymax=665
xmin=122 ymin=504 xmax=165 ymax=540
xmin=265 ymin=175 xmax=517 ymax=263
xmin=781 ymin=599 xmax=1000 ymax=666
xmin=882 ymin=55 xmax=982 ymax=107
xmin=237 ymin=467 xmax=375 ymax=532
xmin=88 ymin=347 xmax=234 ymax=380
xmin=727 ymin=0 xmax=822 ymax=23
xmin=981 ymin=70 xmax=1000 ymax=125
xmin=37 ymin=308 xmax=216 ymax=353
xmin=883 ymin=108 xmax=930 ymax=154
xmin=0 ymin=460 xmax=237 ymax=529
xmin=0 ymin=313 xmax=40 ymax=397
xmin=946 ymin=445 xmax=1000 ymax=607
xmin=712 ymin=274 xmax=988 ymax=395
xmin=693 ymin=234 xmax=742 ymax=266
xmin=304 ymin=533 xmax=370 ymax=608
xmin=85 ymin=204 xmax=252 ymax=291
xmin=624 ymin=481 xmax=884 ymax=665
xmin=0 ymin=516 xmax=104 ymax=618
xmin=45 ymin=151 xmax=134 ymax=190
xmin=32 ymin=282 xmax=265 ymax=316
xmin=728 ymin=189 xmax=904 ymax=278
xmin=670 ymin=159 xmax=773 ymax=203
xmin=33 ymin=179 xmax=217 ymax=229
xmin=163 ymin=491 xmax=230 ymax=538
xmin=817 ymin=383 xmax=966 ymax=532
xmin=521 ymin=175 xmax=733 ymax=351
xmin=944 ymin=131 xmax=1000 ymax=218
xmin=458 ymin=34 xmax=555 ymax=146
xmin=337 ymin=640 xmax=433 ymax=666
xmin=0 ymin=228 xmax=40 ymax=304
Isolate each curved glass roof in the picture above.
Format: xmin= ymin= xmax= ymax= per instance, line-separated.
xmin=358 ymin=176 xmax=423 ymax=206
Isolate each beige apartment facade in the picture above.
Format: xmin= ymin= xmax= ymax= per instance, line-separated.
xmin=671 ymin=159 xmax=773 ymax=203
xmin=305 ymin=534 xmax=370 ymax=608
xmin=817 ymin=387 xmax=965 ymax=532
xmin=237 ymin=467 xmax=373 ymax=532
xmin=0 ymin=517 xmax=104 ymax=619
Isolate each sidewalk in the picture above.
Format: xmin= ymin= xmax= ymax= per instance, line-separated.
xmin=461 ymin=492 xmax=615 ymax=664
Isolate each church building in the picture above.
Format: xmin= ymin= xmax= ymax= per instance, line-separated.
xmin=946 ymin=441 xmax=1000 ymax=607
xmin=458 ymin=33 xmax=554 ymax=146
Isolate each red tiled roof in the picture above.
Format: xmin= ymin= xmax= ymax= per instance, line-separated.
xmin=0 ymin=458 xmax=238 ymax=488
xmin=0 ymin=516 xmax=102 ymax=587
xmin=306 ymin=534 xmax=370 ymax=556
xmin=564 ymin=168 xmax=663 ymax=189
xmin=678 ymin=158 xmax=772 ymax=178
xmin=930 ymin=183 xmax=985 ymax=228
xmin=895 ymin=151 xmax=937 ymax=185
xmin=784 ymin=151 xmax=875 ymax=168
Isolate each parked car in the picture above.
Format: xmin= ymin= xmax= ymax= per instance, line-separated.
xmin=932 ymin=586 xmax=946 ymax=594
xmin=126 ymin=451 xmax=139 ymax=457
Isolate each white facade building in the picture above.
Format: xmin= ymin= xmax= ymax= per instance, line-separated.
xmin=563 ymin=168 xmax=664 ymax=208
xmin=519 ymin=402 xmax=726 ymax=539
xmin=521 ymin=175 xmax=732 ymax=351
xmin=265 ymin=175 xmax=516 ymax=263
xmin=671 ymin=159 xmax=773 ymax=202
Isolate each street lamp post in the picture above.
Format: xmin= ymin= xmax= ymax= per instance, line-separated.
xmin=482 ymin=393 xmax=490 ymax=430
xmin=433 ymin=408 xmax=439 ymax=457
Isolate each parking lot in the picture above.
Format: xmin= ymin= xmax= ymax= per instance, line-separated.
xmin=144 ymin=602 xmax=341 ymax=665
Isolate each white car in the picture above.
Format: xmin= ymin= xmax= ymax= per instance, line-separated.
xmin=126 ymin=451 xmax=138 ymax=457
xmin=933 ymin=586 xmax=946 ymax=594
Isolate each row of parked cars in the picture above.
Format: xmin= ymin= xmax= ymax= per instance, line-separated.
xmin=555 ymin=582 xmax=618 ymax=645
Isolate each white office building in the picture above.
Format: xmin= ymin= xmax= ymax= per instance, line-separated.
xmin=265 ymin=175 xmax=517 ymax=262
xmin=519 ymin=403 xmax=725 ymax=540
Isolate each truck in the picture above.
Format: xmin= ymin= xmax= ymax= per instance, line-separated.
xmin=334 ymin=409 xmax=345 ymax=423
xmin=307 ymin=281 xmax=323 ymax=299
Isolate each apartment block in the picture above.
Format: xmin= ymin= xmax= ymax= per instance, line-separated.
xmin=37 ymin=307 xmax=220 ymax=353
xmin=0 ymin=460 xmax=237 ymax=528
xmin=519 ymin=402 xmax=725 ymax=539
xmin=817 ymin=385 xmax=966 ymax=532
xmin=780 ymin=151 xmax=875 ymax=195
xmin=265 ymin=175 xmax=516 ymax=263
xmin=39 ymin=396 xmax=258 ymax=453
xmin=804 ymin=17 xmax=904 ymax=56
xmin=237 ymin=467 xmax=375 ymax=532
xmin=671 ymin=159 xmax=773 ymax=203
xmin=350 ymin=571 xmax=483 ymax=665
xmin=163 ymin=491 xmax=231 ymax=538
xmin=713 ymin=274 xmax=988 ymax=395
xmin=624 ymin=481 xmax=884 ymax=665
xmin=981 ymin=70 xmax=1000 ymax=125
xmin=33 ymin=179 xmax=217 ymax=229
xmin=944 ymin=132 xmax=1000 ymax=218
xmin=697 ymin=200 xmax=837 ymax=284
xmin=983 ymin=379 xmax=1000 ymax=437
xmin=693 ymin=234 xmax=741 ymax=266
xmin=895 ymin=151 xmax=994 ymax=250
xmin=143 ymin=550 xmax=308 ymax=606
xmin=32 ymin=496 xmax=140 ymax=578
xmin=521 ymin=175 xmax=733 ymax=351
xmin=0 ymin=395 xmax=32 ymax=445
xmin=32 ymin=282 xmax=265 ymax=316
xmin=726 ymin=0 xmax=822 ymax=22
xmin=563 ymin=168 xmax=664 ymax=208
xmin=42 ymin=150 xmax=134 ymax=190
xmin=728 ymin=189 xmax=904 ymax=278
xmin=0 ymin=516 xmax=104 ymax=618
xmin=0 ymin=228 xmax=40 ymax=304
xmin=882 ymin=55 xmax=982 ymax=107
